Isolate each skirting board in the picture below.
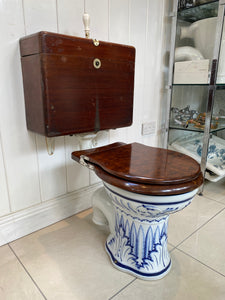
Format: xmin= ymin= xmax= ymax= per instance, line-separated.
xmin=0 ymin=182 xmax=102 ymax=246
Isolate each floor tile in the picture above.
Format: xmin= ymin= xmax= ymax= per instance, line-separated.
xmin=111 ymin=249 xmax=225 ymax=300
xmin=0 ymin=245 xmax=44 ymax=300
xmin=168 ymin=194 xmax=224 ymax=246
xmin=10 ymin=213 xmax=134 ymax=300
xmin=178 ymin=209 xmax=225 ymax=276
xmin=203 ymin=178 xmax=225 ymax=204
xmin=168 ymin=244 xmax=174 ymax=252
xmin=76 ymin=207 xmax=93 ymax=219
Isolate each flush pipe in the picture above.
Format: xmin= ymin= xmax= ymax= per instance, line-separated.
xmin=77 ymin=131 xmax=115 ymax=233
xmin=77 ymin=132 xmax=98 ymax=150
xmin=77 ymin=131 xmax=115 ymax=234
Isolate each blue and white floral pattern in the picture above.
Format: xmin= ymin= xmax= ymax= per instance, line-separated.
xmin=171 ymin=133 xmax=225 ymax=176
xmin=106 ymin=210 xmax=171 ymax=278
xmin=105 ymin=185 xmax=192 ymax=219
xmin=104 ymin=185 xmax=194 ymax=279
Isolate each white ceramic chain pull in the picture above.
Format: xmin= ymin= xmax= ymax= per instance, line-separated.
xmin=83 ymin=12 xmax=90 ymax=38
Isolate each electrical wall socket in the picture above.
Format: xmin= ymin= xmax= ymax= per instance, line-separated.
xmin=142 ymin=122 xmax=156 ymax=135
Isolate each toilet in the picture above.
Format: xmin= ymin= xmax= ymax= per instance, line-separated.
xmin=19 ymin=31 xmax=203 ymax=280
xmin=72 ymin=141 xmax=203 ymax=280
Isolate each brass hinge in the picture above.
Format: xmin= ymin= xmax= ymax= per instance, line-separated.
xmin=79 ymin=155 xmax=94 ymax=170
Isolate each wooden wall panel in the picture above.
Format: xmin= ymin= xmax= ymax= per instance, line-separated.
xmin=128 ymin=0 xmax=148 ymax=144
xmin=142 ymin=0 xmax=164 ymax=146
xmin=23 ymin=0 xmax=57 ymax=34
xmin=0 ymin=0 xmax=41 ymax=211
xmin=109 ymin=0 xmax=130 ymax=144
xmin=23 ymin=0 xmax=67 ymax=202
xmin=0 ymin=133 xmax=10 ymax=216
xmin=109 ymin=0 xmax=130 ymax=45
xmin=86 ymin=0 xmax=109 ymax=41
xmin=65 ymin=136 xmax=89 ymax=192
xmin=36 ymin=136 xmax=67 ymax=201
xmin=57 ymin=0 xmax=84 ymax=37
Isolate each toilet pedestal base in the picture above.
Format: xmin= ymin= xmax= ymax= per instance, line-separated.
xmin=105 ymin=211 xmax=171 ymax=280
xmin=92 ymin=183 xmax=197 ymax=280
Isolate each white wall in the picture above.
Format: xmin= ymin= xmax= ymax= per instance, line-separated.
xmin=0 ymin=0 xmax=168 ymax=242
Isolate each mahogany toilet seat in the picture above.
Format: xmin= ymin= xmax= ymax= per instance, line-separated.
xmin=72 ymin=142 xmax=203 ymax=196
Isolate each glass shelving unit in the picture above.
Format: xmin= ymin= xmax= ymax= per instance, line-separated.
xmin=167 ymin=0 xmax=225 ymax=188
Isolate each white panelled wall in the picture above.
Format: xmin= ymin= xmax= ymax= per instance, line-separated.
xmin=0 ymin=0 xmax=169 ymax=245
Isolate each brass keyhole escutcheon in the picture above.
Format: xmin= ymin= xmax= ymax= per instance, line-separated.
xmin=93 ymin=58 xmax=101 ymax=69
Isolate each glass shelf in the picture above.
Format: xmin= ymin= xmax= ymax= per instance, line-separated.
xmin=172 ymin=83 xmax=225 ymax=88
xmin=169 ymin=122 xmax=225 ymax=133
xmin=216 ymin=84 xmax=225 ymax=89
xmin=178 ymin=1 xmax=218 ymax=22
xmin=169 ymin=124 xmax=206 ymax=132
xmin=172 ymin=83 xmax=210 ymax=86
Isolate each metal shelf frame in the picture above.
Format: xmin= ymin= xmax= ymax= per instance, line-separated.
xmin=166 ymin=0 xmax=225 ymax=193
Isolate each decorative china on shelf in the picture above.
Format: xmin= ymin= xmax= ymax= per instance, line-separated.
xmin=171 ymin=133 xmax=225 ymax=178
xmin=170 ymin=105 xmax=223 ymax=130
xmin=180 ymin=17 xmax=216 ymax=59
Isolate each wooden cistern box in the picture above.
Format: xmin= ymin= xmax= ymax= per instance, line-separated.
xmin=20 ymin=31 xmax=135 ymax=137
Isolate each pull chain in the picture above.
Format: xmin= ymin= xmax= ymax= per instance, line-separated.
xmin=83 ymin=0 xmax=90 ymax=38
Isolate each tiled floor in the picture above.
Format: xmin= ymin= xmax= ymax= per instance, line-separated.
xmin=1 ymin=180 xmax=225 ymax=300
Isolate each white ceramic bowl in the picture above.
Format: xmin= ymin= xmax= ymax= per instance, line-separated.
xmin=175 ymin=46 xmax=204 ymax=61
xmin=180 ymin=17 xmax=217 ymax=59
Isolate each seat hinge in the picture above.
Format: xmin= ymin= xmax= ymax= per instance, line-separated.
xmin=79 ymin=155 xmax=95 ymax=170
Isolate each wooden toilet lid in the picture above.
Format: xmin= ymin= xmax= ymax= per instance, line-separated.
xmin=72 ymin=143 xmax=201 ymax=185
